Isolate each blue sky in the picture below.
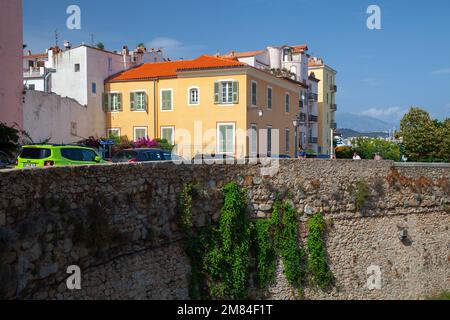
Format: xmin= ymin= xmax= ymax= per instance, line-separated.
xmin=23 ymin=0 xmax=450 ymax=123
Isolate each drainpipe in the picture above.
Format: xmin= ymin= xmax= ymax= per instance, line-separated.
xmin=153 ymin=79 xmax=157 ymax=139
xmin=44 ymin=68 xmax=55 ymax=93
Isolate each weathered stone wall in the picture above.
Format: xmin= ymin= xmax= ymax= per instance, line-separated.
xmin=0 ymin=160 xmax=448 ymax=300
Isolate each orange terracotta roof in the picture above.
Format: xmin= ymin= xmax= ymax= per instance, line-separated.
xmin=108 ymin=55 xmax=245 ymax=81
xmin=23 ymin=53 xmax=47 ymax=59
xmin=292 ymin=45 xmax=308 ymax=53
xmin=223 ymin=50 xmax=266 ymax=58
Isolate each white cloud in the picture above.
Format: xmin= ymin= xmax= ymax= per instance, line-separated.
xmin=146 ymin=37 xmax=205 ymax=60
xmin=360 ymin=107 xmax=407 ymax=119
xmin=431 ymin=68 xmax=450 ymax=75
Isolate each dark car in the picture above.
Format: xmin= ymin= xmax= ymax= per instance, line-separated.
xmin=192 ymin=153 xmax=236 ymax=163
xmin=112 ymin=148 xmax=184 ymax=163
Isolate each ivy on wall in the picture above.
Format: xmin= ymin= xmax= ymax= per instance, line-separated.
xmin=178 ymin=182 xmax=333 ymax=300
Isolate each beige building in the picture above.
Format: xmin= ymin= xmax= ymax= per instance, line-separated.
xmin=308 ymin=57 xmax=337 ymax=155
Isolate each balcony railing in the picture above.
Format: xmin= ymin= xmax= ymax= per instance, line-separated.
xmin=330 ymin=104 xmax=337 ymax=111
xmin=23 ymin=67 xmax=44 ymax=77
xmin=330 ymin=84 xmax=337 ymax=92
xmin=308 ymin=92 xmax=318 ymax=102
xmin=330 ymin=122 xmax=337 ymax=130
xmin=309 ymin=137 xmax=318 ymax=144
xmin=309 ymin=115 xmax=318 ymax=122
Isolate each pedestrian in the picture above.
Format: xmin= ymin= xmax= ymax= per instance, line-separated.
xmin=374 ymin=153 xmax=382 ymax=160
xmin=298 ymin=147 xmax=307 ymax=159
xmin=353 ymin=152 xmax=362 ymax=160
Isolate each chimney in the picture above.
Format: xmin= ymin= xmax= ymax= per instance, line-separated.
xmin=231 ymin=50 xmax=235 ymax=57
xmin=122 ymin=45 xmax=129 ymax=56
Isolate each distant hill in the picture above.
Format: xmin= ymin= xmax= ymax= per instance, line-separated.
xmin=338 ymin=128 xmax=390 ymax=139
xmin=336 ymin=113 xmax=398 ymax=133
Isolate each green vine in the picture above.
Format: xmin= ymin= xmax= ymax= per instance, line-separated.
xmin=252 ymin=220 xmax=276 ymax=289
xmin=204 ymin=182 xmax=251 ymax=300
xmin=307 ymin=213 xmax=333 ymax=290
xmin=271 ymin=201 xmax=306 ymax=289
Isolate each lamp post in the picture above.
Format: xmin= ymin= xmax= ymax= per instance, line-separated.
xmin=293 ymin=118 xmax=299 ymax=158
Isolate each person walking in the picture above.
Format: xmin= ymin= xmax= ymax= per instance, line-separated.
xmin=298 ymin=147 xmax=307 ymax=159
xmin=353 ymin=152 xmax=362 ymax=160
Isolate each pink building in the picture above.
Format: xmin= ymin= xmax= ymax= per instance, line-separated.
xmin=0 ymin=0 xmax=23 ymax=129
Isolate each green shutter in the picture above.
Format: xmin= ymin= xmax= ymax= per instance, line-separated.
xmin=130 ymin=92 xmax=135 ymax=111
xmin=102 ymin=93 xmax=109 ymax=112
xmin=232 ymin=81 xmax=239 ymax=104
xmin=214 ymin=82 xmax=220 ymax=104
xmin=118 ymin=93 xmax=123 ymax=111
xmin=144 ymin=93 xmax=148 ymax=111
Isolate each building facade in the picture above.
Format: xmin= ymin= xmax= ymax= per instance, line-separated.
xmin=105 ymin=55 xmax=304 ymax=159
xmin=0 ymin=0 xmax=23 ymax=128
xmin=224 ymin=45 xmax=319 ymax=153
xmin=308 ymin=57 xmax=337 ymax=155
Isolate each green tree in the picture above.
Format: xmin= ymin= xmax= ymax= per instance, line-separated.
xmin=352 ymin=137 xmax=401 ymax=161
xmin=400 ymin=107 xmax=442 ymax=162
xmin=0 ymin=123 xmax=20 ymax=156
xmin=96 ymin=42 xmax=105 ymax=50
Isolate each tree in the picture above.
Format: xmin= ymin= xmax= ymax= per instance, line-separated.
xmin=96 ymin=42 xmax=105 ymax=50
xmin=352 ymin=137 xmax=401 ymax=161
xmin=399 ymin=107 xmax=442 ymax=162
xmin=0 ymin=123 xmax=19 ymax=156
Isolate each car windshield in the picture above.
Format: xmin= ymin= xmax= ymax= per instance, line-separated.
xmin=20 ymin=148 xmax=51 ymax=159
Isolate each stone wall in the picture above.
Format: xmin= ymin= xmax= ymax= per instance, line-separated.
xmin=0 ymin=160 xmax=448 ymax=300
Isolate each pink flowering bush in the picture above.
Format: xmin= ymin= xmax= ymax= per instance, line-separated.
xmin=134 ymin=137 xmax=159 ymax=149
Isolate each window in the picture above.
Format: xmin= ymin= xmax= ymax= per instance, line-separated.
xmin=267 ymin=126 xmax=272 ymax=155
xmin=217 ymin=123 xmax=235 ymax=154
xmin=28 ymin=84 xmax=35 ymax=90
xmin=283 ymin=48 xmax=292 ymax=62
xmin=285 ymin=93 xmax=290 ymax=113
xmin=285 ymin=128 xmax=290 ymax=153
xmin=61 ymin=148 xmax=97 ymax=162
xmin=92 ymin=83 xmax=96 ymax=94
xmin=161 ymin=89 xmax=173 ymax=111
xmin=161 ymin=127 xmax=174 ymax=145
xmin=107 ymin=128 xmax=121 ymax=138
xmin=188 ymin=87 xmax=199 ymax=105
xmin=134 ymin=127 xmax=148 ymax=141
xmin=250 ymin=124 xmax=257 ymax=156
xmin=20 ymin=148 xmax=51 ymax=159
xmin=108 ymin=57 xmax=113 ymax=73
xmin=267 ymin=87 xmax=273 ymax=109
xmin=251 ymin=81 xmax=257 ymax=106
xmin=74 ymin=64 xmax=80 ymax=72
xmin=144 ymin=151 xmax=163 ymax=161
xmin=103 ymin=93 xmax=122 ymax=112
xmin=130 ymin=91 xmax=147 ymax=111
xmin=214 ymin=81 xmax=238 ymax=104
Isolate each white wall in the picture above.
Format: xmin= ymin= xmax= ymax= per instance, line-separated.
xmin=23 ymin=90 xmax=90 ymax=144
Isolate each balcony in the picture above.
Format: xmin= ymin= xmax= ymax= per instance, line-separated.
xmin=309 ymin=137 xmax=318 ymax=144
xmin=23 ymin=67 xmax=45 ymax=77
xmin=299 ymin=113 xmax=307 ymax=122
xmin=309 ymin=115 xmax=318 ymax=122
xmin=308 ymin=92 xmax=318 ymax=102
xmin=330 ymin=84 xmax=337 ymax=92
xmin=330 ymin=122 xmax=337 ymax=130
xmin=330 ymin=104 xmax=337 ymax=112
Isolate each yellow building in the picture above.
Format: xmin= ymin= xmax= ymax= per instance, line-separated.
xmin=308 ymin=57 xmax=337 ymax=155
xmin=104 ymin=55 xmax=304 ymax=159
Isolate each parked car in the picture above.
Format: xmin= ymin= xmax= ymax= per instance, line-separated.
xmin=0 ymin=151 xmax=13 ymax=169
xmin=15 ymin=145 xmax=107 ymax=168
xmin=192 ymin=153 xmax=236 ymax=163
xmin=112 ymin=148 xmax=184 ymax=163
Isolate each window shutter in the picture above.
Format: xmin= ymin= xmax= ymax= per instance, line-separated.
xmin=214 ymin=82 xmax=220 ymax=104
xmin=118 ymin=93 xmax=123 ymax=111
xmin=232 ymin=81 xmax=239 ymax=104
xmin=168 ymin=91 xmax=172 ymax=110
xmin=144 ymin=93 xmax=148 ymax=112
xmin=102 ymin=93 xmax=109 ymax=112
xmin=130 ymin=92 xmax=135 ymax=111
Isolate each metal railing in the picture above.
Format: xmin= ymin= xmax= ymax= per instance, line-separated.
xmin=330 ymin=84 xmax=337 ymax=92
xmin=309 ymin=137 xmax=318 ymax=144
xmin=330 ymin=104 xmax=337 ymax=111
xmin=309 ymin=115 xmax=318 ymax=122
xmin=308 ymin=92 xmax=318 ymax=102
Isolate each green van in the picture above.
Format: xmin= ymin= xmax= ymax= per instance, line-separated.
xmin=16 ymin=145 xmax=107 ymax=168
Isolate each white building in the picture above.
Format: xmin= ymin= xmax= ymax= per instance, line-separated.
xmin=224 ymin=45 xmax=319 ymax=152
xmin=23 ymin=43 xmax=164 ymax=139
